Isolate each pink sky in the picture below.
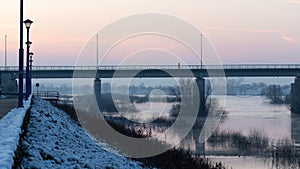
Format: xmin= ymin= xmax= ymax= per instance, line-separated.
xmin=0 ymin=0 xmax=299 ymax=66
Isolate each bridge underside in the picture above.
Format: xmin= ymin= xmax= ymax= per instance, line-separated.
xmin=1 ymin=68 xmax=299 ymax=79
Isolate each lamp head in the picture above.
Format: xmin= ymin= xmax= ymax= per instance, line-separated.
xmin=29 ymin=52 xmax=34 ymax=57
xmin=29 ymin=52 xmax=34 ymax=65
xmin=26 ymin=41 xmax=32 ymax=47
xmin=24 ymin=19 xmax=33 ymax=29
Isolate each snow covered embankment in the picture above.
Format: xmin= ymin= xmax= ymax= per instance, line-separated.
xmin=22 ymin=98 xmax=145 ymax=168
xmin=0 ymin=97 xmax=31 ymax=168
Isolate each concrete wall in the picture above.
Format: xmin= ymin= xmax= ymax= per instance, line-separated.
xmin=0 ymin=73 xmax=18 ymax=94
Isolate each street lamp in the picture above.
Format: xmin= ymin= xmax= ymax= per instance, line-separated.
xmin=26 ymin=41 xmax=32 ymax=47
xmin=29 ymin=52 xmax=34 ymax=96
xmin=24 ymin=19 xmax=33 ymax=100
xmin=200 ymin=34 xmax=203 ymax=68
xmin=24 ymin=19 xmax=33 ymax=29
xmin=18 ymin=0 xmax=24 ymax=107
xmin=25 ymin=41 xmax=32 ymax=99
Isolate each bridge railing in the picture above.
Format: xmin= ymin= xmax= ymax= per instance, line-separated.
xmin=33 ymin=91 xmax=59 ymax=104
xmin=1 ymin=64 xmax=300 ymax=71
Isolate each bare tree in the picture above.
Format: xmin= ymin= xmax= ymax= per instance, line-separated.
xmin=265 ymin=85 xmax=285 ymax=104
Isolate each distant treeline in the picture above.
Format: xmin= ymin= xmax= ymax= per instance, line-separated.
xmin=225 ymin=79 xmax=290 ymax=96
xmin=36 ymin=80 xmax=291 ymax=98
xmin=73 ymin=93 xmax=178 ymax=113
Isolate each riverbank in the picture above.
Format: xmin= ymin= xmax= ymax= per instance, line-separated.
xmin=54 ymin=101 xmax=227 ymax=169
xmin=21 ymin=98 xmax=145 ymax=168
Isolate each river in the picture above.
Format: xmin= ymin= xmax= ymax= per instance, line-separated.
xmin=217 ymin=96 xmax=290 ymax=140
xmin=207 ymin=96 xmax=297 ymax=169
xmin=123 ymin=95 xmax=298 ymax=169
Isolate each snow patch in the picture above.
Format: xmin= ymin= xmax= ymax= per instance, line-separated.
xmin=0 ymin=97 xmax=31 ymax=168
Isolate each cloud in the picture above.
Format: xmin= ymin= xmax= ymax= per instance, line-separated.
xmin=288 ymin=0 xmax=300 ymax=3
xmin=204 ymin=26 xmax=300 ymax=45
xmin=241 ymin=29 xmax=280 ymax=33
xmin=204 ymin=27 xmax=281 ymax=33
xmin=281 ymin=35 xmax=298 ymax=44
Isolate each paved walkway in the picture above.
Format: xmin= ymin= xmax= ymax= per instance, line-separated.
xmin=0 ymin=97 xmax=18 ymax=119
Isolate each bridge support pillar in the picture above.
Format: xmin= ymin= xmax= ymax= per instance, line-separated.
xmin=190 ymin=78 xmax=206 ymax=156
xmin=94 ymin=78 xmax=101 ymax=110
xmin=291 ymin=113 xmax=300 ymax=151
xmin=291 ymin=77 xmax=300 ymax=114
xmin=196 ymin=78 xmax=206 ymax=116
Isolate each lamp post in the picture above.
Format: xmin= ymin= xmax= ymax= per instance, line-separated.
xmin=24 ymin=19 xmax=33 ymax=100
xmin=18 ymin=0 xmax=24 ymax=107
xmin=25 ymin=41 xmax=32 ymax=100
xmin=96 ymin=34 xmax=99 ymax=69
xmin=29 ymin=52 xmax=34 ymax=96
xmin=200 ymin=34 xmax=203 ymax=68
xmin=4 ymin=35 xmax=7 ymax=70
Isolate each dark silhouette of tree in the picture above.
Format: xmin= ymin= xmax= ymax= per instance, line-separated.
xmin=265 ymin=85 xmax=286 ymax=104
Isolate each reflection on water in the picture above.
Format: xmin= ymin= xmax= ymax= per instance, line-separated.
xmin=217 ymin=96 xmax=291 ymax=140
xmin=208 ymin=156 xmax=300 ymax=169
xmin=121 ymin=102 xmax=172 ymax=123
xmin=124 ymin=96 xmax=299 ymax=169
xmin=194 ymin=96 xmax=298 ymax=169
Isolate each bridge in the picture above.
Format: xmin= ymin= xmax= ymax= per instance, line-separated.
xmin=1 ymin=64 xmax=300 ymax=78
xmin=1 ymin=64 xmax=300 ymax=115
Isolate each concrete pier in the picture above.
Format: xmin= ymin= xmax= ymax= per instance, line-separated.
xmin=291 ymin=114 xmax=300 ymax=151
xmin=196 ymin=78 xmax=206 ymax=116
xmin=191 ymin=78 xmax=207 ymax=156
xmin=94 ymin=78 xmax=101 ymax=110
xmin=291 ymin=77 xmax=300 ymax=114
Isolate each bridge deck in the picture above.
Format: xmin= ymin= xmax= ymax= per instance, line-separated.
xmin=2 ymin=64 xmax=300 ymax=71
xmin=1 ymin=64 xmax=300 ymax=78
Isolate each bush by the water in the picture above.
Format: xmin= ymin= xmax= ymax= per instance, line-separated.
xmin=264 ymin=85 xmax=291 ymax=104
xmin=208 ymin=128 xmax=300 ymax=167
xmin=106 ymin=119 xmax=227 ymax=169
xmin=208 ymin=128 xmax=269 ymax=154
xmin=136 ymin=148 xmax=226 ymax=169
